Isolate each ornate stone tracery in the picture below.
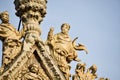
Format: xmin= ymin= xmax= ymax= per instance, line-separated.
xmin=0 ymin=0 xmax=109 ymax=80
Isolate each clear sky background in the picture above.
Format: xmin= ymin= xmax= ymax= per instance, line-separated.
xmin=0 ymin=0 xmax=120 ymax=80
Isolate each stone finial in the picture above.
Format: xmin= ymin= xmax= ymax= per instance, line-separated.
xmin=14 ymin=0 xmax=47 ymax=21
xmin=14 ymin=0 xmax=47 ymax=35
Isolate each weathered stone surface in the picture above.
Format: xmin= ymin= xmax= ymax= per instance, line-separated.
xmin=0 ymin=0 xmax=109 ymax=80
xmin=46 ymin=23 xmax=88 ymax=80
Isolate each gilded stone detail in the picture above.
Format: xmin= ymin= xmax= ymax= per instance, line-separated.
xmin=72 ymin=63 xmax=97 ymax=80
xmin=0 ymin=11 xmax=22 ymax=73
xmin=46 ymin=23 xmax=88 ymax=80
xmin=0 ymin=0 xmax=109 ymax=80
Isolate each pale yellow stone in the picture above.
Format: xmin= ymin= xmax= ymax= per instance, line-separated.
xmin=0 ymin=0 xmax=109 ymax=80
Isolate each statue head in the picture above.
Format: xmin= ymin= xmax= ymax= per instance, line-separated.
xmin=61 ymin=23 xmax=70 ymax=34
xmin=0 ymin=11 xmax=9 ymax=23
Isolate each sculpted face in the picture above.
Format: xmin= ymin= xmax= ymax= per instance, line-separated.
xmin=0 ymin=11 xmax=9 ymax=23
xmin=61 ymin=24 xmax=70 ymax=34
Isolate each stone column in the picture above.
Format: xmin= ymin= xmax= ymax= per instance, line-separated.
xmin=14 ymin=0 xmax=47 ymax=36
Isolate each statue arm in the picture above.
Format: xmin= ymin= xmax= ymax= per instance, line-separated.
xmin=72 ymin=37 xmax=88 ymax=54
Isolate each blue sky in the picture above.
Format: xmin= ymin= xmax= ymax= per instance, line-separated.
xmin=0 ymin=0 xmax=120 ymax=80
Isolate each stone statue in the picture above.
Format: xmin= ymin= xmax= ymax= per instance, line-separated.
xmin=46 ymin=23 xmax=88 ymax=80
xmin=47 ymin=23 xmax=88 ymax=62
xmin=0 ymin=11 xmax=23 ymax=71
